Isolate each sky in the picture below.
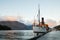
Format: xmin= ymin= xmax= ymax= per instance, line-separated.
xmin=0 ymin=0 xmax=39 ymax=20
xmin=40 ymin=0 xmax=60 ymax=22
xmin=0 ymin=0 xmax=60 ymax=27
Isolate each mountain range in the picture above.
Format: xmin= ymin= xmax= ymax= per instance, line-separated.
xmin=0 ymin=21 xmax=33 ymax=30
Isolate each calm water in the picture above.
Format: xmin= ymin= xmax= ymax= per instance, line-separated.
xmin=0 ymin=30 xmax=35 ymax=40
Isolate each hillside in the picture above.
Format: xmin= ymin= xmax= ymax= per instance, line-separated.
xmin=0 ymin=21 xmax=28 ymax=30
xmin=54 ymin=25 xmax=60 ymax=30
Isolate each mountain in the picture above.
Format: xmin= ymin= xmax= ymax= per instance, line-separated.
xmin=0 ymin=21 xmax=29 ymax=30
xmin=26 ymin=25 xmax=33 ymax=30
xmin=0 ymin=25 xmax=11 ymax=30
xmin=54 ymin=25 xmax=60 ymax=30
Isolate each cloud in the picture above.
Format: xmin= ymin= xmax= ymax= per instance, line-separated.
xmin=46 ymin=19 xmax=57 ymax=28
xmin=0 ymin=16 xmax=22 ymax=21
xmin=5 ymin=16 xmax=17 ymax=21
xmin=57 ymin=20 xmax=60 ymax=25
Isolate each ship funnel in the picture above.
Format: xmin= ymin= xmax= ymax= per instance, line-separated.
xmin=41 ymin=17 xmax=44 ymax=24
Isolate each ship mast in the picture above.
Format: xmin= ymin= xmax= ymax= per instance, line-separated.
xmin=33 ymin=16 xmax=35 ymax=26
xmin=38 ymin=4 xmax=40 ymax=25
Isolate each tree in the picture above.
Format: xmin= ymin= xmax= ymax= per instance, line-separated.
xmin=0 ymin=25 xmax=11 ymax=30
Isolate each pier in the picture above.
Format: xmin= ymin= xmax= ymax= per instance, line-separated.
xmin=30 ymin=31 xmax=60 ymax=40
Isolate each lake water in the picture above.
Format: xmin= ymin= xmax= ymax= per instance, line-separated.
xmin=0 ymin=30 xmax=35 ymax=40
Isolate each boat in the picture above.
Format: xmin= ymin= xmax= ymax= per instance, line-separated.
xmin=33 ymin=5 xmax=49 ymax=36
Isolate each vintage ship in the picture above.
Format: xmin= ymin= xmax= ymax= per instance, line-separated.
xmin=33 ymin=5 xmax=49 ymax=36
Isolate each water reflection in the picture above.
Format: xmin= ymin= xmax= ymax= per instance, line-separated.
xmin=0 ymin=30 xmax=34 ymax=40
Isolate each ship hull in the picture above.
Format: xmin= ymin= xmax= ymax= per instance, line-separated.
xmin=33 ymin=26 xmax=47 ymax=33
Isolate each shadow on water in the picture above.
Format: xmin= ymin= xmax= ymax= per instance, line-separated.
xmin=29 ymin=32 xmax=47 ymax=40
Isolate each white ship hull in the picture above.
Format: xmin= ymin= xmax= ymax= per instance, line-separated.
xmin=33 ymin=26 xmax=47 ymax=33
